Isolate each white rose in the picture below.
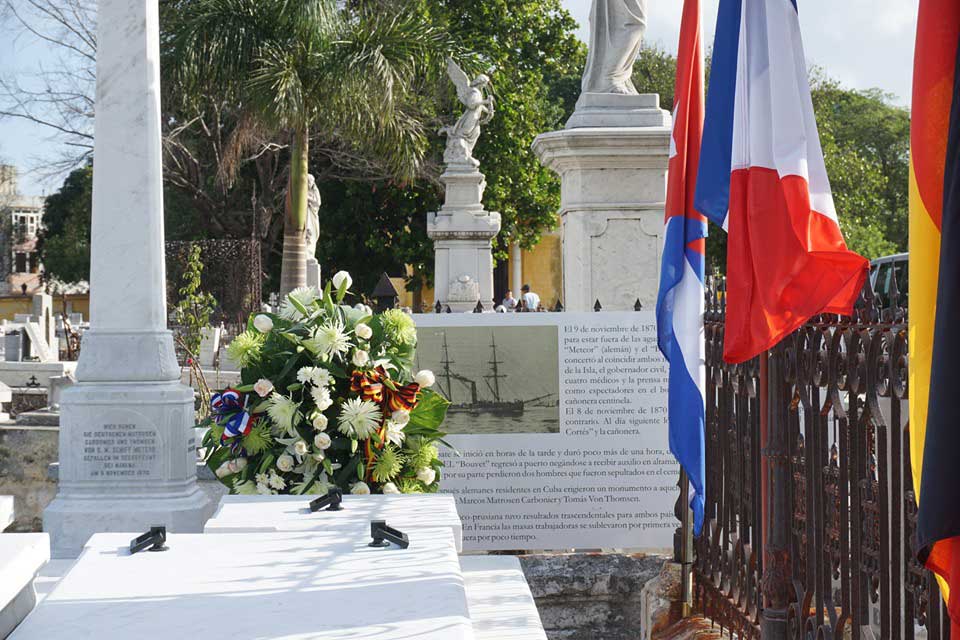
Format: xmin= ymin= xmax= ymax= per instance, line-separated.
xmin=253 ymin=314 xmax=274 ymax=333
xmin=277 ymin=454 xmax=295 ymax=472
xmin=354 ymin=303 xmax=373 ymax=316
xmin=332 ymin=271 xmax=353 ymax=291
xmin=352 ymin=350 xmax=370 ymax=367
xmin=391 ymin=409 xmax=410 ymax=427
xmin=294 ymin=440 xmax=309 ymax=457
xmin=416 ymin=467 xmax=437 ymax=486
xmin=215 ymin=458 xmax=246 ymax=478
xmin=350 ymin=481 xmax=371 ymax=495
xmin=253 ymin=378 xmax=274 ymax=397
xmin=382 ymin=482 xmax=400 ymax=494
xmin=314 ymin=432 xmax=332 ymax=450
xmin=312 ymin=413 xmax=329 ymax=431
xmin=414 ymin=370 xmax=436 ymax=388
xmin=355 ymin=323 xmax=373 ymax=340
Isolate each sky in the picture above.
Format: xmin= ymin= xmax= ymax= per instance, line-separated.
xmin=1 ymin=0 xmax=919 ymax=197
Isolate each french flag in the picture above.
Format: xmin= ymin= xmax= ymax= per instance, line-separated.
xmin=656 ymin=0 xmax=706 ymax=535
xmin=695 ymin=0 xmax=868 ymax=364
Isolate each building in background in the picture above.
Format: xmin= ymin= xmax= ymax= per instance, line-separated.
xmin=0 ymin=165 xmax=44 ymax=295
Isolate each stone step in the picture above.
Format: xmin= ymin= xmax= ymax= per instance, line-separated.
xmin=460 ymin=555 xmax=547 ymax=640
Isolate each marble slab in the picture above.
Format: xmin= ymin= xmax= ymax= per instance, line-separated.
xmin=460 ymin=556 xmax=547 ymax=640
xmin=11 ymin=530 xmax=474 ymax=640
xmin=0 ymin=533 xmax=50 ymax=638
xmin=0 ymin=495 xmax=13 ymax=530
xmin=205 ymin=493 xmax=464 ymax=552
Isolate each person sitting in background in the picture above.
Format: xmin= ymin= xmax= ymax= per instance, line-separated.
xmin=521 ymin=284 xmax=540 ymax=312
xmin=502 ymin=290 xmax=517 ymax=311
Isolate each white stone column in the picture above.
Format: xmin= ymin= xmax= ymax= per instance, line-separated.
xmin=533 ymin=94 xmax=671 ymax=311
xmin=427 ymin=167 xmax=501 ymax=312
xmin=44 ymin=0 xmax=207 ymax=558
xmin=510 ymin=242 xmax=523 ymax=297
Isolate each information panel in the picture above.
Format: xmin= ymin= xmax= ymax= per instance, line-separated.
xmin=413 ymin=311 xmax=678 ymax=551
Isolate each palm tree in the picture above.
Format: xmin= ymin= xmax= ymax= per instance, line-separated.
xmin=167 ymin=0 xmax=458 ymax=295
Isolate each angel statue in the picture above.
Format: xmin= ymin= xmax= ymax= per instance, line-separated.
xmin=439 ymin=59 xmax=494 ymax=168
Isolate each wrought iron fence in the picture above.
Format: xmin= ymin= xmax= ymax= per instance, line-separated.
xmin=166 ymin=239 xmax=263 ymax=323
xmin=695 ymin=272 xmax=952 ymax=640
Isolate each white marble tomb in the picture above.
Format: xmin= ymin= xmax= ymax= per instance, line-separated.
xmin=11 ymin=529 xmax=473 ymax=640
xmin=205 ymin=493 xmax=464 ymax=552
xmin=0 ymin=533 xmax=50 ymax=639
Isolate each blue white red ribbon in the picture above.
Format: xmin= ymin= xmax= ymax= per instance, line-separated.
xmin=211 ymin=389 xmax=253 ymax=440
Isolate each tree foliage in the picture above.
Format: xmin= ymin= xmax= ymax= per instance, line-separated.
xmin=39 ymin=164 xmax=92 ymax=282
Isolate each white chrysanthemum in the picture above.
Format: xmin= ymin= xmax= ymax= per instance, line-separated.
xmin=355 ymin=323 xmax=373 ymax=340
xmin=338 ymin=397 xmax=382 ymax=439
xmin=350 ymin=481 xmax=370 ymax=495
xmin=305 ymin=319 xmax=351 ymax=359
xmin=255 ymin=472 xmax=269 ymax=485
xmin=312 ymin=412 xmax=329 ymax=431
xmin=314 ymin=432 xmax=332 ymax=450
xmin=381 ymin=482 xmax=401 ymax=494
xmin=268 ymin=469 xmax=287 ymax=489
xmin=266 ymin=394 xmax=301 ymax=433
xmin=256 ymin=482 xmax=273 ymax=495
xmin=416 ymin=467 xmax=436 ymax=486
xmin=276 ymin=454 xmax=295 ymax=473
xmin=385 ymin=421 xmax=406 ymax=447
xmin=279 ymin=286 xmax=318 ymax=320
xmin=352 ymin=349 xmax=370 ymax=367
xmin=414 ymin=370 xmax=435 ymax=388
xmin=297 ymin=366 xmax=319 ymax=384
xmin=311 ymin=385 xmax=334 ymax=411
xmin=311 ymin=368 xmax=333 ymax=387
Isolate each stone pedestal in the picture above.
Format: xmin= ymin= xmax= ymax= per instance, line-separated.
xmin=427 ymin=167 xmax=501 ymax=312
xmin=533 ymin=94 xmax=671 ymax=311
xmin=43 ymin=0 xmax=207 ymax=558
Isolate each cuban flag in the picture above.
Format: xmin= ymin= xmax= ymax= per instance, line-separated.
xmin=656 ymin=0 xmax=706 ymax=535
xmin=695 ymin=0 xmax=868 ymax=364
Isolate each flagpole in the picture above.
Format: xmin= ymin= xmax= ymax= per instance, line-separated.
xmin=678 ymin=469 xmax=693 ymax=616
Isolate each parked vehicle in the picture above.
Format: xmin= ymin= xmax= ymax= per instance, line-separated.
xmin=869 ymin=252 xmax=908 ymax=309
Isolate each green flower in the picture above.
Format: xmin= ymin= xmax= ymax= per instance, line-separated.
xmin=372 ymin=446 xmax=403 ymax=483
xmin=240 ymin=421 xmax=273 ymax=455
xmin=405 ymin=436 xmax=438 ymax=470
xmin=266 ymin=393 xmax=302 ymax=434
xmin=380 ymin=309 xmax=417 ymax=345
xmin=226 ymin=330 xmax=265 ymax=368
xmin=397 ymin=477 xmax=423 ymax=494
xmin=233 ymin=479 xmax=258 ymax=495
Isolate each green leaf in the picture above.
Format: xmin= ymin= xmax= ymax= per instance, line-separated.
xmin=287 ymin=383 xmax=303 ymax=392
xmin=234 ymin=384 xmax=255 ymax=392
xmin=322 ymin=458 xmax=334 ymax=475
xmin=288 ymin=294 xmax=311 ymax=319
xmin=408 ymin=388 xmax=450 ymax=430
xmin=356 ymin=460 xmax=364 ymax=480
xmin=350 ymin=439 xmax=358 ymax=454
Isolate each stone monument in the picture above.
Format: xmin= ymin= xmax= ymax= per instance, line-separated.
xmin=533 ymin=0 xmax=671 ymax=311
xmin=304 ymin=174 xmax=322 ymax=290
xmin=44 ymin=0 xmax=208 ymax=558
xmin=427 ymin=59 xmax=501 ymax=312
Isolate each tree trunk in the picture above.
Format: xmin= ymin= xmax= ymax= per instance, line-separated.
xmin=279 ymin=126 xmax=310 ymax=297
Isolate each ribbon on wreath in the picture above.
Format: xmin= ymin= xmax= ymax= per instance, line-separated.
xmin=350 ymin=368 xmax=420 ymax=413
xmin=211 ymin=389 xmax=253 ymax=440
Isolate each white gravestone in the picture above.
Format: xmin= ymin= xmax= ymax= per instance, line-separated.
xmin=43 ymin=0 xmax=207 ymax=558
xmin=533 ymin=0 xmax=670 ymax=311
xmin=11 ymin=530 xmax=473 ymax=640
xmin=428 ymin=60 xmax=501 ymax=312
xmin=205 ymin=493 xmax=464 ymax=552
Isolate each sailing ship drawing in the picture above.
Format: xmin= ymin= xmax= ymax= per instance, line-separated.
xmin=425 ymin=330 xmax=557 ymax=420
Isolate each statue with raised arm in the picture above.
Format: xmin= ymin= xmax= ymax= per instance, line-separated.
xmin=440 ymin=59 xmax=494 ymax=168
xmin=582 ymin=0 xmax=648 ymax=95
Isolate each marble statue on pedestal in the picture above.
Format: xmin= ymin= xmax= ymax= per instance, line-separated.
xmin=439 ymin=59 xmax=494 ymax=169
xmin=428 ymin=59 xmax=501 ymax=312
xmin=305 ymin=174 xmax=322 ymax=289
xmin=582 ymin=0 xmax=648 ymax=95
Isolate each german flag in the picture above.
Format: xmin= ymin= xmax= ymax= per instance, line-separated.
xmin=910 ymin=0 xmax=960 ymax=633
